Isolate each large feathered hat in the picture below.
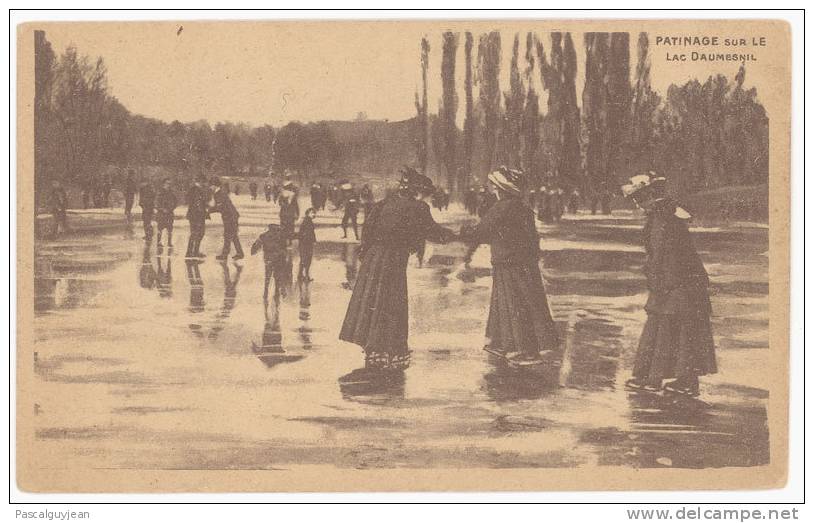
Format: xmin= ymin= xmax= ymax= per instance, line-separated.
xmin=621 ymin=171 xmax=666 ymax=198
xmin=398 ymin=166 xmax=435 ymax=195
xmin=487 ymin=166 xmax=524 ymax=195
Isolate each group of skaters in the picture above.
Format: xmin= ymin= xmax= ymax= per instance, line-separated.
xmin=128 ymin=172 xmax=317 ymax=299
xmin=49 ymin=161 xmax=714 ymax=399
xmin=308 ymin=181 xmax=377 ymax=241
xmin=340 ymin=166 xmax=715 ymax=399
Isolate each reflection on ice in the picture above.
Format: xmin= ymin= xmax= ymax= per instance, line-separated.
xmin=29 ymin=209 xmax=771 ymax=470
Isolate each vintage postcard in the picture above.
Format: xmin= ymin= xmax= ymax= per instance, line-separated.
xmin=15 ymin=18 xmax=790 ymax=492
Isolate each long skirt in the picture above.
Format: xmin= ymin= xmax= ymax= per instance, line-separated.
xmin=633 ymin=312 xmax=717 ymax=383
xmin=339 ymin=244 xmax=411 ymax=370
xmin=486 ymin=263 xmax=559 ymax=357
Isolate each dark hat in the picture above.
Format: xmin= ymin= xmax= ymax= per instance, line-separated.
xmin=398 ymin=166 xmax=434 ymax=195
xmin=209 ymin=176 xmax=221 ymax=187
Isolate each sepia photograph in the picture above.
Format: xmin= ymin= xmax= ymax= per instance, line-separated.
xmin=13 ymin=13 xmax=795 ymax=497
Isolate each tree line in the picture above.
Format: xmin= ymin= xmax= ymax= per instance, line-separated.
xmin=33 ymin=30 xmax=343 ymax=206
xmin=415 ymin=31 xmax=769 ymax=205
xmin=33 ymin=29 xmax=769 ymax=210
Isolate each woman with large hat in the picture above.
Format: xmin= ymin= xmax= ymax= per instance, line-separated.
xmin=622 ymin=172 xmax=716 ymax=396
xmin=339 ymin=166 xmax=456 ymax=372
xmin=461 ymin=166 xmax=559 ymax=365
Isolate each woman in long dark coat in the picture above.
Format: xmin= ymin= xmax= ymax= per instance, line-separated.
xmin=339 ymin=167 xmax=455 ymax=372
xmin=622 ymin=173 xmax=716 ymax=396
xmin=463 ymin=167 xmax=559 ymax=364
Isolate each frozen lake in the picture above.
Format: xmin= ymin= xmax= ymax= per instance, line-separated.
xmin=28 ymin=196 xmax=770 ymax=471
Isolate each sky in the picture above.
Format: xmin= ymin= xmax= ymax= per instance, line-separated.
xmin=39 ymin=20 xmax=770 ymax=127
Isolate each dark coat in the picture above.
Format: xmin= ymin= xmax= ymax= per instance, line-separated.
xmin=342 ymin=198 xmax=360 ymax=218
xmin=642 ymin=199 xmax=710 ymax=315
xmin=464 ymin=196 xmax=558 ymax=356
xmin=279 ymin=194 xmax=299 ymax=224
xmin=298 ymin=217 xmax=316 ymax=246
xmin=477 ymin=192 xmax=497 ymax=218
xmin=155 ymin=189 xmax=178 ymax=213
xmin=155 ymin=188 xmax=178 ymax=228
xmin=465 ymin=198 xmax=540 ymax=266
xmin=186 ymin=184 xmax=209 ymax=222
xmin=210 ymin=188 xmax=239 ymax=224
xmin=339 ymin=194 xmax=455 ymax=368
xmin=251 ymin=227 xmax=288 ymax=265
xmin=139 ymin=185 xmax=156 ymax=209
xmin=633 ymin=198 xmax=716 ymax=382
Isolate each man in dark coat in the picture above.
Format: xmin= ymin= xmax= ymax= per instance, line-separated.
xmin=622 ymin=173 xmax=716 ymax=397
xmin=465 ymin=187 xmax=478 ymax=215
xmin=298 ymin=208 xmax=317 ymax=281
xmin=47 ymin=179 xmax=69 ymax=236
xmin=264 ymin=181 xmax=273 ymax=202
xmin=155 ymin=178 xmax=178 ymax=248
xmin=209 ymin=177 xmax=244 ymax=261
xmin=252 ymin=223 xmax=289 ymax=302
xmin=279 ymin=181 xmax=300 ymax=242
xmin=310 ymin=183 xmax=323 ymax=211
xmin=139 ymin=181 xmax=156 ymax=242
xmin=185 ymin=175 xmax=209 ymax=259
xmin=249 ymin=181 xmax=259 ymax=200
xmin=123 ymin=170 xmax=137 ymax=220
xmin=339 ymin=167 xmax=456 ymax=373
xmin=340 ymin=184 xmax=360 ymax=240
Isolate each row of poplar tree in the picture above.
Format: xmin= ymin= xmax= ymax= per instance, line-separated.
xmin=414 ymin=31 xmax=769 ymax=202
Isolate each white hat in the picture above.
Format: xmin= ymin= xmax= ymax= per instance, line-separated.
xmin=622 ymin=171 xmax=666 ymax=197
xmin=487 ymin=166 xmax=522 ymax=195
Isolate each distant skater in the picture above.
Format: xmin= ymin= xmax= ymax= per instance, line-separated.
xmin=264 ymin=181 xmax=273 ymax=202
xmin=341 ymin=188 xmax=360 ymax=240
xmin=139 ymin=180 xmax=156 ymax=242
xmin=209 ymin=177 xmax=244 ymax=261
xmin=622 ymin=173 xmax=716 ymax=397
xmin=185 ymin=174 xmax=209 ymax=259
xmin=279 ymin=181 xmax=300 ymax=243
xmin=252 ymin=223 xmax=289 ymax=302
xmin=47 ymin=179 xmax=69 ymax=237
xmin=298 ymin=208 xmax=317 ymax=282
xmin=123 ymin=169 xmax=137 ymax=221
xmin=155 ymin=178 xmax=177 ymax=248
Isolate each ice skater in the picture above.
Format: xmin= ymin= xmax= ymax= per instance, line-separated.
xmin=209 ymin=177 xmax=244 ymax=261
xmin=298 ymin=208 xmax=317 ymax=282
xmin=460 ymin=166 xmax=559 ymax=366
xmin=155 ymin=178 xmax=177 ymax=249
xmin=622 ymin=173 xmax=717 ymax=397
xmin=251 ymin=223 xmax=289 ymax=303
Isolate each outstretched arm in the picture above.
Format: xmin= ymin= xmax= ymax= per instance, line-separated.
xmin=418 ymin=202 xmax=456 ymax=243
